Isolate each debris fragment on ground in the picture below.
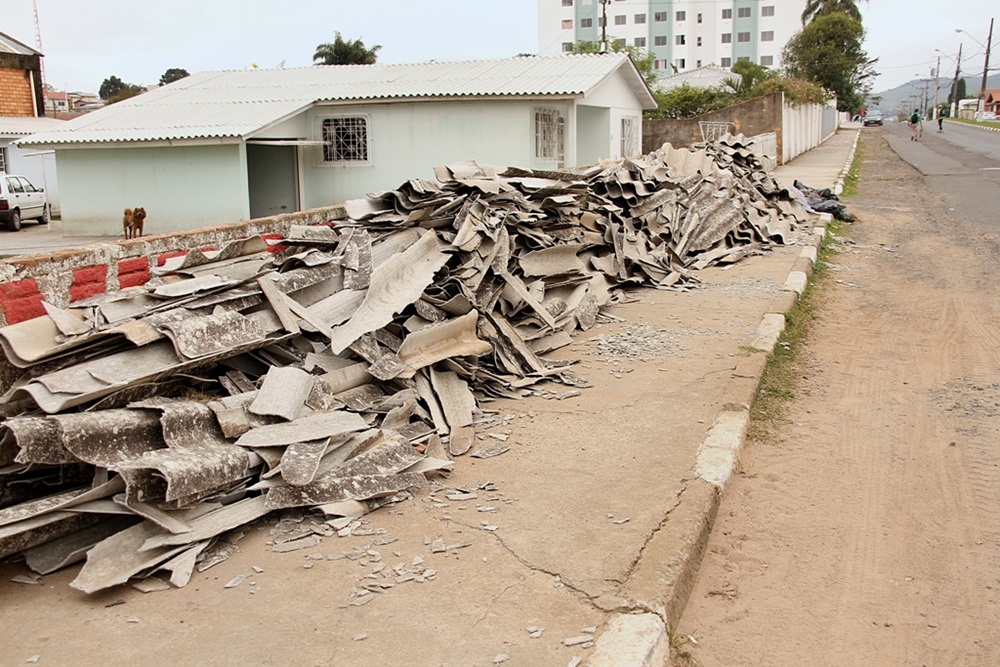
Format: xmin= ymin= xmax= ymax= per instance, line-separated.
xmin=0 ymin=136 xmax=810 ymax=593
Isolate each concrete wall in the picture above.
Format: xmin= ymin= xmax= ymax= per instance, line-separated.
xmin=781 ymin=97 xmax=839 ymax=163
xmin=643 ymin=92 xmax=782 ymax=153
xmin=56 ymin=144 xmax=249 ymax=236
xmin=0 ymin=204 xmax=346 ymax=328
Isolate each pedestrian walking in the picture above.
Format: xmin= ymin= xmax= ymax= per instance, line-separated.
xmin=937 ymin=114 xmax=944 ymax=132
xmin=909 ymin=108 xmax=922 ymax=141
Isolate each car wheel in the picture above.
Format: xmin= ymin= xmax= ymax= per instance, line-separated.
xmin=39 ymin=204 xmax=50 ymax=225
xmin=6 ymin=210 xmax=21 ymax=232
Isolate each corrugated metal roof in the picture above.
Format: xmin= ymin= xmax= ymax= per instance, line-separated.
xmin=20 ymin=54 xmax=655 ymax=147
xmin=0 ymin=116 xmax=64 ymax=137
xmin=0 ymin=31 xmax=41 ymax=57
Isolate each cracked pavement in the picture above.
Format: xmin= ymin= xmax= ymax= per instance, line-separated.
xmin=2 ymin=241 xmax=806 ymax=666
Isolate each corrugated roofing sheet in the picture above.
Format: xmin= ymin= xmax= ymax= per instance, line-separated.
xmin=0 ymin=116 xmax=64 ymax=138
xmin=20 ymin=54 xmax=654 ymax=147
xmin=0 ymin=31 xmax=41 ymax=57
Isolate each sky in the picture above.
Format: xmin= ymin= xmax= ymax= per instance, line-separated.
xmin=2 ymin=1 xmax=996 ymax=96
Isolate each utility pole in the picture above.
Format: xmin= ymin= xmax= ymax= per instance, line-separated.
xmin=599 ymin=0 xmax=608 ymax=53
xmin=933 ymin=56 xmax=941 ymax=119
xmin=950 ymin=42 xmax=963 ymax=118
xmin=979 ymin=18 xmax=994 ymax=118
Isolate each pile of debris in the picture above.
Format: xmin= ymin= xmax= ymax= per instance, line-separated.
xmin=0 ymin=138 xmax=809 ymax=593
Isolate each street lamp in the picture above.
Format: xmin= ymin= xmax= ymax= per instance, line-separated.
xmin=956 ymin=19 xmax=994 ymax=119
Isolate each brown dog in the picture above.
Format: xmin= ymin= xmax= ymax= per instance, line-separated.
xmin=123 ymin=207 xmax=146 ymax=239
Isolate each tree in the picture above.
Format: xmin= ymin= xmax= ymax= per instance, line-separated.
xmin=645 ymin=83 xmax=731 ymax=120
xmin=313 ymin=32 xmax=381 ymax=65
xmin=948 ymin=78 xmax=968 ymax=104
xmin=801 ymin=0 xmax=867 ymax=24
xmin=720 ymin=60 xmax=774 ymax=98
xmin=159 ymin=68 xmax=190 ymax=86
xmin=99 ymin=75 xmax=127 ymax=101
xmin=565 ymin=40 xmax=657 ymax=88
xmin=100 ymin=75 xmax=145 ymax=103
xmin=782 ymin=13 xmax=877 ymax=112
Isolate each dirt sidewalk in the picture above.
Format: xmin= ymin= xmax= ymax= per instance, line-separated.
xmin=677 ymin=134 xmax=1000 ymax=665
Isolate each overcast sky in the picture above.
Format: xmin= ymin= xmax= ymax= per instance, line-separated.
xmin=3 ymin=1 xmax=996 ymax=95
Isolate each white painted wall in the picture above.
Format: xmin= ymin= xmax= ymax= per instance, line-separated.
xmin=56 ymin=144 xmax=249 ymax=236
xmin=300 ymin=100 xmax=565 ymax=208
xmin=1 ymin=140 xmax=60 ymax=215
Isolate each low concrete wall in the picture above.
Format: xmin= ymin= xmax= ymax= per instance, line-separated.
xmin=643 ymin=92 xmax=782 ymax=154
xmin=0 ymin=204 xmax=346 ymax=328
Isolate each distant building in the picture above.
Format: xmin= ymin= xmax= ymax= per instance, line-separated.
xmin=538 ymin=0 xmax=806 ymax=75
xmin=0 ymin=31 xmax=44 ymax=117
xmin=44 ymin=90 xmax=70 ymax=114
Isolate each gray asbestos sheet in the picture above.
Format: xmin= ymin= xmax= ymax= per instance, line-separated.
xmin=140 ymin=495 xmax=269 ymax=552
xmin=116 ymin=444 xmax=252 ymax=502
xmin=249 ymin=366 xmax=315 ymax=421
xmin=24 ymin=515 xmax=139 ymax=575
xmin=328 ymin=231 xmax=449 ymax=354
xmin=159 ymin=310 xmax=264 ymax=360
xmin=395 ymin=311 xmax=493 ymax=378
xmin=279 ymin=439 xmax=329 ymax=487
xmin=265 ymin=472 xmax=428 ymax=510
xmin=236 ymin=411 xmax=368 ymax=447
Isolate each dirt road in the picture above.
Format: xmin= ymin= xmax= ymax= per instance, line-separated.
xmin=676 ymin=132 xmax=1000 ymax=665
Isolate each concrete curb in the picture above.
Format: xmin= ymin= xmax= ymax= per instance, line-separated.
xmin=832 ymin=128 xmax=862 ymax=195
xmin=944 ymin=118 xmax=1000 ymax=133
xmin=589 ymin=221 xmax=828 ymax=666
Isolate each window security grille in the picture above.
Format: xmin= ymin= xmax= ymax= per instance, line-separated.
xmin=535 ymin=108 xmax=565 ymax=164
xmin=621 ymin=116 xmax=639 ymax=158
xmin=322 ymin=117 xmax=369 ymax=163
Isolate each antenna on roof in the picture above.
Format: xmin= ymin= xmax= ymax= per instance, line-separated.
xmin=33 ymin=0 xmax=47 ymax=115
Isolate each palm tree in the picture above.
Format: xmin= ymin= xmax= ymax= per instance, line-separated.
xmin=313 ymin=32 xmax=382 ymax=66
xmin=801 ymin=0 xmax=866 ymax=24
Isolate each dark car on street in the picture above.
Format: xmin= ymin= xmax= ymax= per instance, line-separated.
xmin=863 ymin=110 xmax=884 ymax=126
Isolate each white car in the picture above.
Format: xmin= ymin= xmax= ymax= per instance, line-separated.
xmin=0 ymin=173 xmax=51 ymax=231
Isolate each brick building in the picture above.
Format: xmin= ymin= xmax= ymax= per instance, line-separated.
xmin=0 ymin=31 xmax=44 ymax=117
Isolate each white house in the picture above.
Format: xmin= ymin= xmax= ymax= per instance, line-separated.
xmin=0 ymin=116 xmax=64 ymax=214
xmin=18 ymin=54 xmax=655 ymax=236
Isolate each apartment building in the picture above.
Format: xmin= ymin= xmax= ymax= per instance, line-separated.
xmin=538 ymin=0 xmax=806 ymax=76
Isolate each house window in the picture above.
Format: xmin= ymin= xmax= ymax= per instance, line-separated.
xmin=696 ymin=59 xmax=702 ymax=67
xmin=697 ymin=13 xmax=703 ymax=23
xmin=737 ymin=32 xmax=750 ymax=43
xmin=676 ymin=35 xmax=686 ymax=45
xmin=760 ymin=55 xmax=774 ymax=66
xmin=696 ymin=36 xmax=702 ymax=47
xmin=634 ymin=37 xmax=646 ymax=47
xmin=581 ymin=18 xmax=593 ymax=28
xmin=562 ymin=42 xmax=573 ymax=52
xmin=321 ymin=116 xmax=370 ymax=164
xmin=613 ymin=38 xmax=625 ymax=48
xmin=676 ymin=11 xmax=686 ymax=21
xmin=562 ymin=0 xmax=573 ymax=5
xmin=762 ymin=5 xmax=775 ymax=17
xmin=614 ymin=15 xmax=626 ymax=25
xmin=562 ymin=19 xmax=573 ymax=29
xmin=654 ymin=12 xmax=667 ymax=22
xmin=722 ymin=8 xmax=732 ymax=19
xmin=0 ymin=147 xmax=7 ymax=173
xmin=721 ymin=57 xmax=732 ymax=67
xmin=675 ymin=58 xmax=686 ymax=70
xmin=621 ymin=116 xmax=639 ymax=157
xmin=635 ymin=14 xmax=646 ymax=24
xmin=598 ymin=17 xmax=605 ymax=27
xmin=654 ymin=35 xmax=667 ymax=46
xmin=761 ymin=31 xmax=774 ymax=42
xmin=737 ymin=56 xmax=750 ymax=62
xmin=535 ymin=108 xmax=565 ymax=164
xmin=738 ymin=7 xmax=751 ymax=18
xmin=721 ymin=33 xmax=732 ymax=44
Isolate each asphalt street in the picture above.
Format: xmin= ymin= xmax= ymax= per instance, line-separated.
xmin=878 ymin=120 xmax=1000 ymax=231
